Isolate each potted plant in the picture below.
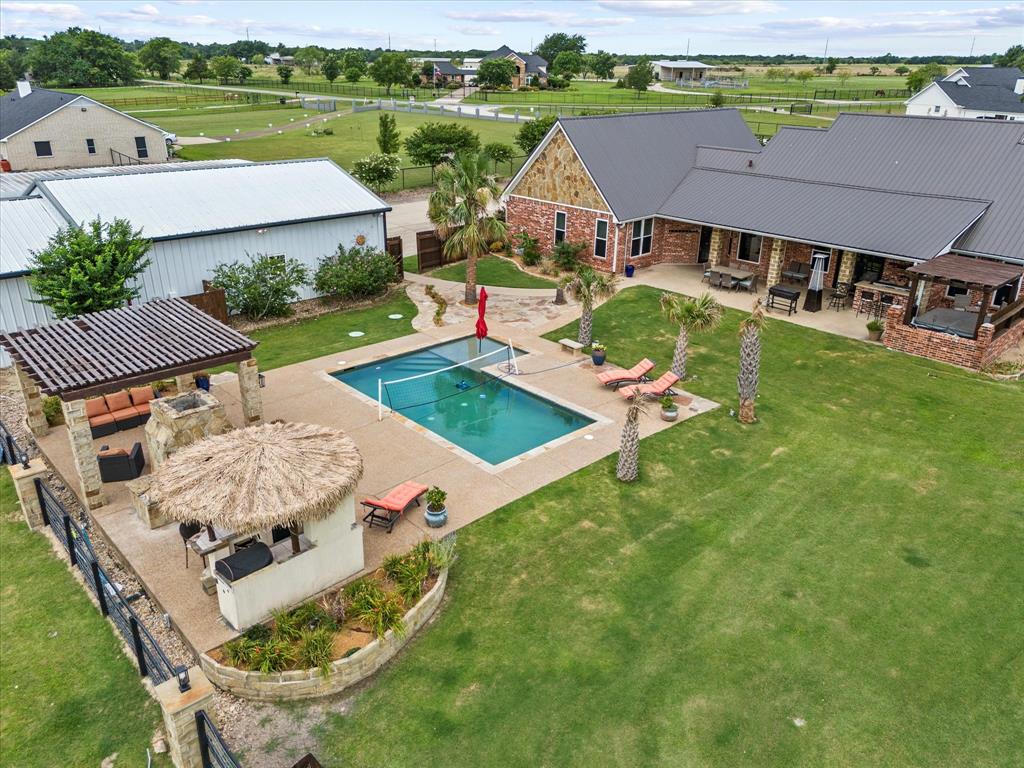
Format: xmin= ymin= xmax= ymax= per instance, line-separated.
xmin=194 ymin=370 xmax=211 ymax=391
xmin=424 ymin=486 xmax=448 ymax=528
xmin=591 ymin=342 xmax=607 ymax=366
xmin=659 ymin=395 xmax=679 ymax=422
xmin=866 ymin=319 xmax=884 ymax=342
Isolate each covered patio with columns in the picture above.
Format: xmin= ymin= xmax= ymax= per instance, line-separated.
xmin=0 ymin=298 xmax=262 ymax=511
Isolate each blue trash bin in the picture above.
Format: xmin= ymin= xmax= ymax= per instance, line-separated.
xmin=625 ymin=264 xmax=635 ymax=278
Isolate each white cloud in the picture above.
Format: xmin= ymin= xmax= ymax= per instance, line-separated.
xmin=454 ymin=24 xmax=501 ymax=36
xmin=134 ymin=3 xmax=160 ymax=16
xmin=1 ymin=2 xmax=83 ymax=20
xmin=597 ymin=1 xmax=781 ymax=16
xmin=445 ymin=8 xmax=632 ymax=28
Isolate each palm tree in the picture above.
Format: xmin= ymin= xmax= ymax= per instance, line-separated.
xmin=616 ymin=394 xmax=648 ymax=482
xmin=659 ymin=291 xmax=723 ymax=379
xmin=428 ymin=152 xmax=506 ymax=305
xmin=737 ymin=299 xmax=766 ymax=424
xmin=561 ymin=266 xmax=616 ymax=346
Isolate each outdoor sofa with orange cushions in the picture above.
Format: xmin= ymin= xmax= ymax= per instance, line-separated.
xmin=596 ymin=358 xmax=655 ymax=389
xmin=618 ymin=371 xmax=685 ymax=400
xmin=85 ymin=387 xmax=159 ymax=438
xmin=360 ymin=481 xmax=429 ymax=533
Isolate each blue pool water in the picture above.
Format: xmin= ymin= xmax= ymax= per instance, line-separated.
xmin=332 ymin=337 xmax=594 ymax=465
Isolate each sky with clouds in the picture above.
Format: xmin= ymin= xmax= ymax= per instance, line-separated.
xmin=1 ymin=1 xmax=1021 ymax=56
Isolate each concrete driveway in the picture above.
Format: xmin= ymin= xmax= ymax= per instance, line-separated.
xmin=386 ymin=196 xmax=431 ymax=254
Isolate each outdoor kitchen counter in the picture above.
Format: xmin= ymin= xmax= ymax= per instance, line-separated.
xmin=854 ymin=281 xmax=910 ymax=298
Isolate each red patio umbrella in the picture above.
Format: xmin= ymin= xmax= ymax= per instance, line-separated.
xmin=475 ymin=286 xmax=489 ymax=342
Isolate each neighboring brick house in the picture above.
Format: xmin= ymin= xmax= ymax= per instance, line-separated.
xmin=0 ymin=82 xmax=169 ymax=172
xmin=481 ymin=45 xmax=548 ymax=87
xmin=504 ymin=110 xmax=1023 ymax=370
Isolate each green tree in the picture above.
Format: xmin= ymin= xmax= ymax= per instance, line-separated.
xmin=28 ymin=27 xmax=137 ymax=87
xmin=322 ymin=55 xmax=341 ymax=83
xmin=404 ymin=121 xmax=480 ymax=167
xmin=824 ymin=57 xmax=838 ymax=74
xmin=709 ymin=90 xmax=726 ymax=107
xmin=515 ymin=114 xmax=557 ymax=154
xmin=659 ymin=291 xmax=723 ymax=379
xmin=294 ymin=45 xmax=325 ymax=75
xmin=737 ymin=299 xmax=766 ymax=424
xmin=994 ymin=44 xmax=1024 ymax=69
xmin=835 ymin=67 xmax=851 ymax=86
xmin=765 ymin=67 xmax=783 ymax=81
xmin=238 ymin=65 xmax=253 ymax=84
xmin=351 ymin=153 xmax=401 ymax=193
xmin=344 ymin=67 xmax=363 ymax=84
xmin=0 ymin=49 xmax=19 ymax=90
xmin=536 ymin=33 xmax=586 ymax=66
xmin=428 ymin=152 xmax=506 ymax=304
xmin=28 ymin=218 xmax=152 ymax=319
xmin=795 ymin=69 xmax=815 ymax=85
xmin=341 ymin=50 xmax=367 ymax=78
xmin=182 ymin=54 xmax=209 ymax=83
xmin=138 ymin=37 xmax=180 ymax=80
xmin=869 ymin=65 xmax=881 ymax=76
xmin=482 ymin=142 xmax=515 ymax=163
xmin=369 ymin=52 xmax=411 ymax=95
xmin=589 ymin=50 xmax=616 ymax=80
xmin=561 ymin=266 xmax=616 ymax=346
xmin=210 ymin=55 xmax=242 ymax=83
xmin=376 ymin=112 xmax=400 ymax=154
xmin=906 ymin=62 xmax=946 ymax=92
xmin=616 ymin=394 xmax=646 ymax=483
xmin=476 ymin=58 xmax=516 ymax=89
xmin=894 ymin=65 xmax=910 ymax=76
xmin=552 ymin=51 xmax=583 ymax=80
xmin=625 ymin=57 xmax=654 ymax=99
xmin=277 ymin=65 xmax=293 ymax=84
xmin=211 ymin=253 xmax=309 ymax=320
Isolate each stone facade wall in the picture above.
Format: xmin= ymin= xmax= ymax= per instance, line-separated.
xmin=509 ymin=130 xmax=609 ymax=212
xmin=881 ymin=305 xmax=1023 ymax=370
xmin=201 ymin=570 xmax=447 ymax=701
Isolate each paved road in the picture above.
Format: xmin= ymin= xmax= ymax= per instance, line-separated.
xmin=386 ymin=196 xmax=430 ymax=255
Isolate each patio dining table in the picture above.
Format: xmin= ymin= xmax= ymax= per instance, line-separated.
xmin=190 ymin=525 xmax=244 ymax=559
xmin=716 ymin=265 xmax=755 ymax=280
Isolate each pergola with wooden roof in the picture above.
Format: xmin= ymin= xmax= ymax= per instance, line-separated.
xmin=902 ymin=253 xmax=1024 ymax=338
xmin=0 ymin=298 xmax=263 ymax=510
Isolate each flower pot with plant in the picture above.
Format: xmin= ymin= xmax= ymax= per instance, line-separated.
xmin=194 ymin=370 xmax=211 ymax=391
xmin=659 ymin=395 xmax=679 ymax=422
xmin=424 ymin=486 xmax=448 ymax=528
xmin=591 ymin=342 xmax=606 ymax=366
xmin=866 ymin=319 xmax=884 ymax=342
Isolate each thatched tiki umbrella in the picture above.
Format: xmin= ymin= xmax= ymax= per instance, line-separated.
xmin=148 ymin=422 xmax=364 ymax=554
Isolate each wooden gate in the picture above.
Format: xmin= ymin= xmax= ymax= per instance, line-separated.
xmin=416 ymin=229 xmax=455 ymax=271
xmin=386 ymin=235 xmax=404 ymax=279
xmin=184 ymin=283 xmax=229 ymax=324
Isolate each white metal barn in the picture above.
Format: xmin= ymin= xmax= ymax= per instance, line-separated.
xmin=0 ymin=158 xmax=392 ymax=365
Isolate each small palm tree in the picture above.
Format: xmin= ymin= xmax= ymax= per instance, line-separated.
xmin=659 ymin=291 xmax=723 ymax=379
xmin=561 ymin=266 xmax=616 ymax=346
xmin=737 ymin=299 xmax=766 ymax=424
xmin=428 ymin=152 xmax=506 ymax=305
xmin=616 ymin=394 xmax=648 ymax=482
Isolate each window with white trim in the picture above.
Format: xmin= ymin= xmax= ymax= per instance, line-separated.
xmin=594 ymin=219 xmax=608 ymax=259
xmin=630 ymin=218 xmax=653 ymax=257
xmin=811 ymin=247 xmax=831 ymax=274
xmin=933 ymin=105 xmax=941 ymax=113
xmin=554 ymin=211 xmax=567 ymax=244
xmin=86 ymin=138 xmax=96 ymax=154
xmin=134 ymin=136 xmax=149 ymax=159
xmin=945 ymin=283 xmax=968 ymax=299
xmin=34 ymin=141 xmax=52 ymax=157
xmin=737 ymin=232 xmax=763 ymax=263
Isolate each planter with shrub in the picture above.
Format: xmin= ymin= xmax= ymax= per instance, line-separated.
xmin=590 ymin=342 xmax=607 ymax=366
xmin=866 ymin=319 xmax=884 ymax=341
xmin=660 ymin=395 xmax=679 ymax=422
xmin=424 ymin=486 xmax=448 ymax=528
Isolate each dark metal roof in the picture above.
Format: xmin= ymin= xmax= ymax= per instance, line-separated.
xmin=906 ymin=252 xmax=1024 ymax=288
xmin=0 ymin=86 xmax=81 ymax=139
xmin=933 ymin=80 xmax=1024 ymax=113
xmin=0 ymin=298 xmax=257 ymax=399
xmin=951 ymin=66 xmax=1024 ymax=88
xmin=483 ymin=46 xmax=547 ymax=73
xmin=558 ymin=109 xmax=761 ymax=221
xmin=659 ymin=168 xmax=990 ymax=262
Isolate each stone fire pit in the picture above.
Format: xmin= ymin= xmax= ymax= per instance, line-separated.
xmin=145 ymin=390 xmax=231 ymax=469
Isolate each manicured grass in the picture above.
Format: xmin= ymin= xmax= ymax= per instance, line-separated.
xmin=402 ymin=254 xmax=419 ymax=274
xmin=317 ymin=286 xmax=1023 ymax=766
xmin=0 ymin=468 xmax=164 ymax=767
xmin=139 ymin=106 xmax=321 ymax=137
xmin=242 ymin=292 xmax=417 ymax=371
xmin=179 ymin=110 xmax=522 ymax=189
xmin=429 ymin=256 xmax=555 ymax=289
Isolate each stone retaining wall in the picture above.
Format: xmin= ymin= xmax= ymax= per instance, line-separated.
xmin=200 ymin=570 xmax=447 ymax=700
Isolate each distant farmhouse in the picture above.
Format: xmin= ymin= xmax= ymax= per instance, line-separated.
xmin=416 ymin=46 xmax=548 ymax=87
xmin=1 ymin=82 xmax=169 ymax=172
xmin=905 ymin=66 xmax=1024 ymax=121
xmin=653 ymin=60 xmax=714 ymax=86
xmin=264 ymin=52 xmax=295 ymax=66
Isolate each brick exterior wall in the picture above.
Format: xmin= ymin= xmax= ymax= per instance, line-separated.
xmin=882 ymin=305 xmax=1024 ymax=370
xmin=506 ymin=196 xmax=615 ymax=270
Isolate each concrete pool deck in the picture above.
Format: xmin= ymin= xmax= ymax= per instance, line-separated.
xmin=36 ymin=312 xmax=717 ymax=654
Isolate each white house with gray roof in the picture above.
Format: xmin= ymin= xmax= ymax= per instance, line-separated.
xmin=905 ymin=66 xmax=1024 ymax=121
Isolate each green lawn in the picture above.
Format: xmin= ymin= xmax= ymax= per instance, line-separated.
xmin=316 ymin=286 xmax=1023 ymax=766
xmin=178 ymin=110 xmax=523 ymax=189
xmin=0 ymin=468 xmax=164 ymax=767
xmin=242 ymin=292 xmax=417 ymax=371
xmin=403 ymin=254 xmax=419 ymax=274
xmin=138 ymin=106 xmax=327 ymax=137
xmin=429 ymin=256 xmax=555 ymax=289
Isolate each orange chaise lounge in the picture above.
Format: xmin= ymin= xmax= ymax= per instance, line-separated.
xmin=360 ymin=481 xmax=429 ymax=533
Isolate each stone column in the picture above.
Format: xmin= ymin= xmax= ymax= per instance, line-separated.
xmin=237 ymin=358 xmax=264 ymax=426
xmin=9 ymin=458 xmax=48 ymax=529
xmin=766 ymin=239 xmax=786 ymax=289
xmin=708 ymin=228 xmax=724 ymax=266
xmin=174 ymin=374 xmax=196 ymax=394
xmin=61 ymin=399 xmax=104 ymax=511
xmin=15 ymin=363 xmax=48 ymax=437
xmin=838 ymin=250 xmax=857 ymax=285
xmin=155 ymin=667 xmax=215 ymax=768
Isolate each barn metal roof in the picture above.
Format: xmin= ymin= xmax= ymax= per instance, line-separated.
xmin=932 ymin=80 xmax=1024 ymax=114
xmin=0 ymin=197 xmax=68 ymax=277
xmin=33 ymin=158 xmax=390 ymax=241
xmin=0 ymin=297 xmax=257 ymax=399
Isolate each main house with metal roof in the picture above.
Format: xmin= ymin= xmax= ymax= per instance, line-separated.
xmin=905 ymin=66 xmax=1024 ymax=121
xmin=0 ymin=158 xmax=391 ymax=364
xmin=1 ymin=81 xmax=170 ymax=172
xmin=503 ymin=109 xmax=1024 ymax=369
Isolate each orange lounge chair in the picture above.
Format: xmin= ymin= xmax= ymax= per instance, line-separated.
xmin=361 ymin=481 xmax=429 ymax=533
xmin=596 ymin=358 xmax=655 ymax=389
xmin=619 ymin=371 xmax=681 ymax=400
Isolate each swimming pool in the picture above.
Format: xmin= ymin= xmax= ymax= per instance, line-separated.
xmin=331 ymin=337 xmax=595 ymax=466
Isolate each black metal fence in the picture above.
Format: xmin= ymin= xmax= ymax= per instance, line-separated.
xmin=33 ymin=477 xmax=190 ymax=691
xmin=0 ymin=420 xmax=26 ymax=465
xmin=196 ymin=711 xmax=242 ymax=768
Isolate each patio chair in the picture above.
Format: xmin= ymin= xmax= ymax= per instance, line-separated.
xmin=596 ymin=358 xmax=655 ymax=389
xmin=701 ymin=268 xmax=712 ymax=284
xmin=856 ymin=290 xmax=876 ymax=317
xmin=86 ymin=397 xmax=117 ymax=439
xmin=179 ymin=520 xmax=202 ymax=568
xmin=361 ymin=481 xmax=429 ymax=533
xmin=718 ymin=273 xmax=738 ymax=291
xmin=619 ymin=371 xmax=683 ymax=400
xmin=828 ymin=282 xmax=850 ymax=310
xmin=129 ymin=387 xmax=158 ymax=423
xmin=737 ymin=274 xmax=759 ymax=293
xmin=97 ymin=442 xmax=146 ymax=483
